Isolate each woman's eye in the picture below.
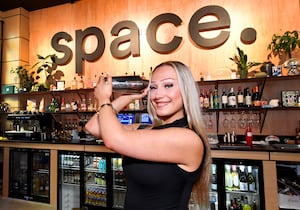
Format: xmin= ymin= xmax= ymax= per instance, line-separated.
xmin=149 ymin=85 xmax=157 ymax=90
xmin=164 ymin=83 xmax=174 ymax=88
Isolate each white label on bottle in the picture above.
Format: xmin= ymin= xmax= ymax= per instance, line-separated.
xmin=237 ymin=94 xmax=244 ymax=103
xmin=228 ymin=96 xmax=236 ymax=106
xmin=221 ymin=95 xmax=228 ymax=104
xmin=245 ymin=96 xmax=252 ymax=105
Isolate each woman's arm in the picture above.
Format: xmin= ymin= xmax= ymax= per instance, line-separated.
xmin=84 ymin=78 xmax=148 ymax=138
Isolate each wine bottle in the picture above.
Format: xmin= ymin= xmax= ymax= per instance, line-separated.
xmin=225 ymin=164 xmax=233 ymax=190
xmin=203 ymin=89 xmax=210 ymax=108
xmin=221 ymin=88 xmax=228 ymax=108
xmin=247 ymin=166 xmax=256 ymax=192
xmin=237 ymin=86 xmax=244 ymax=107
xmin=209 ymin=89 xmax=214 ymax=109
xmin=228 ymin=87 xmax=237 ymax=108
xmin=239 ymin=165 xmax=248 ymax=191
xmin=243 ymin=197 xmax=251 ymax=210
xmin=211 ymin=164 xmax=217 ymax=191
xmin=231 ymin=165 xmax=240 ymax=190
xmin=244 ymin=87 xmax=252 ymax=107
xmin=213 ymin=89 xmax=220 ymax=109
xmin=252 ymin=85 xmax=261 ymax=107
xmin=60 ymin=97 xmax=66 ymax=112
xmin=199 ymin=89 xmax=204 ymax=108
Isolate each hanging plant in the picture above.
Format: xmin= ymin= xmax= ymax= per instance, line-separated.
xmin=32 ymin=54 xmax=64 ymax=89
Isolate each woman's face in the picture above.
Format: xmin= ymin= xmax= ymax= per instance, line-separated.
xmin=149 ymin=65 xmax=184 ymax=123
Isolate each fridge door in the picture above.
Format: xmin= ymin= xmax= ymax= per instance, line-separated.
xmin=84 ymin=153 xmax=108 ymax=208
xmin=58 ymin=152 xmax=81 ymax=210
xmin=210 ymin=162 xmax=218 ymax=210
xmin=31 ymin=149 xmax=50 ymax=203
xmin=9 ymin=148 xmax=28 ymax=199
xmin=111 ymin=157 xmax=126 ymax=209
xmin=224 ymin=161 xmax=263 ymax=210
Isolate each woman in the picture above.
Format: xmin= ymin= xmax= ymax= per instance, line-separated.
xmin=85 ymin=61 xmax=211 ymax=210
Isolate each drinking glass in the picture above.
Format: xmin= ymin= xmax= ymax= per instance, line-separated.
xmin=238 ymin=111 xmax=246 ymax=129
xmin=230 ymin=112 xmax=236 ymax=129
xmin=223 ymin=112 xmax=229 ymax=129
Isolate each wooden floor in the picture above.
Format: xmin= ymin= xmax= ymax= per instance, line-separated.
xmin=0 ymin=197 xmax=56 ymax=210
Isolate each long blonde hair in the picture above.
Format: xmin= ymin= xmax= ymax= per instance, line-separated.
xmin=147 ymin=61 xmax=212 ymax=208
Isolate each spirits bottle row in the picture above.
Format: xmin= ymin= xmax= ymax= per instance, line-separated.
xmin=200 ymin=86 xmax=261 ymax=109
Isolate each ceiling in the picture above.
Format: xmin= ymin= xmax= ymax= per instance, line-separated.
xmin=0 ymin=0 xmax=77 ymax=12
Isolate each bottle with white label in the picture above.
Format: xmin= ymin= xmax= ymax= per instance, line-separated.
xmin=228 ymin=87 xmax=237 ymax=108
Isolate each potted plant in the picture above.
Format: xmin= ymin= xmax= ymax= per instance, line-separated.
xmin=10 ymin=65 xmax=39 ymax=92
xmin=267 ymin=30 xmax=300 ymax=75
xmin=32 ymin=54 xmax=64 ymax=89
xmin=229 ymin=47 xmax=261 ymax=79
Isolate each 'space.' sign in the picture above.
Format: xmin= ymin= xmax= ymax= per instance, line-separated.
xmin=50 ymin=5 xmax=257 ymax=74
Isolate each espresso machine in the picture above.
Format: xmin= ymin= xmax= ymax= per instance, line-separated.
xmin=5 ymin=111 xmax=52 ymax=141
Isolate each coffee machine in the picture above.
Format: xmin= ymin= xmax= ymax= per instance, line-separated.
xmin=5 ymin=111 xmax=52 ymax=141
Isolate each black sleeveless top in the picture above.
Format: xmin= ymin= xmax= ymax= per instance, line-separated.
xmin=122 ymin=117 xmax=205 ymax=210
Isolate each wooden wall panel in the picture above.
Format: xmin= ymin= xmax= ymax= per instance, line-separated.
xmin=27 ymin=0 xmax=300 ymax=86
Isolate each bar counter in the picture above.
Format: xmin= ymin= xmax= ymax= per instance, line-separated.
xmin=0 ymin=139 xmax=299 ymax=210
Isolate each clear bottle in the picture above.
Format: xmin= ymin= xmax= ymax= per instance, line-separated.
xmin=225 ymin=164 xmax=233 ymax=190
xmin=231 ymin=165 xmax=240 ymax=190
xmin=92 ymin=74 xmax=98 ymax=87
xmin=78 ymin=76 xmax=84 ymax=89
xmin=209 ymin=89 xmax=214 ymax=109
xmin=237 ymin=86 xmax=244 ymax=107
xmin=221 ymin=88 xmax=228 ymax=108
xmin=71 ymin=77 xmax=78 ymax=90
xmin=228 ymin=87 xmax=237 ymax=108
xmin=81 ymin=98 xmax=87 ymax=111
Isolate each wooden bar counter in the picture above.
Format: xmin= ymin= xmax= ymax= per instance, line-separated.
xmin=0 ymin=140 xmax=299 ymax=210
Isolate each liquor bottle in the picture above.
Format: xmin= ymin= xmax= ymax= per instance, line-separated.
xmin=244 ymin=87 xmax=252 ymax=107
xmin=239 ymin=165 xmax=248 ymax=191
xmin=245 ymin=123 xmax=253 ymax=146
xmin=50 ymin=98 xmax=56 ymax=112
xmin=228 ymin=87 xmax=237 ymax=108
xmin=92 ymin=74 xmax=98 ymax=87
xmin=252 ymin=85 xmax=260 ymax=107
xmin=65 ymin=100 xmax=71 ymax=112
xmin=60 ymin=97 xmax=66 ymax=112
xmin=221 ymin=88 xmax=228 ymax=108
xmin=203 ymin=89 xmax=210 ymax=108
xmin=231 ymin=165 xmax=240 ymax=190
xmin=225 ymin=164 xmax=233 ymax=190
xmin=237 ymin=86 xmax=244 ymax=107
xmin=213 ymin=89 xmax=219 ymax=109
xmin=199 ymin=89 xmax=204 ymax=108
xmin=211 ymin=164 xmax=217 ymax=191
xmin=71 ymin=76 xmax=78 ymax=90
xmin=80 ymin=98 xmax=87 ymax=111
xmin=247 ymin=166 xmax=256 ymax=192
xmin=209 ymin=89 xmax=214 ymax=109
xmin=78 ymin=76 xmax=84 ymax=89
xmin=87 ymin=98 xmax=93 ymax=111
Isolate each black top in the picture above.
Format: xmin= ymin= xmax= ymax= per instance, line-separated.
xmin=122 ymin=117 xmax=205 ymax=210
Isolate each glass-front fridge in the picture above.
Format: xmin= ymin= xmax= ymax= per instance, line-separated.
xmin=222 ymin=160 xmax=264 ymax=210
xmin=58 ymin=151 xmax=82 ymax=210
xmin=9 ymin=148 xmax=50 ymax=203
xmin=58 ymin=151 xmax=126 ymax=210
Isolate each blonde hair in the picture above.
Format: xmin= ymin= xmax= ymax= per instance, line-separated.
xmin=147 ymin=61 xmax=212 ymax=208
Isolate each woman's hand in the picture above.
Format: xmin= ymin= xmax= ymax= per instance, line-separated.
xmin=94 ymin=73 xmax=113 ymax=105
xmin=112 ymin=88 xmax=148 ymax=113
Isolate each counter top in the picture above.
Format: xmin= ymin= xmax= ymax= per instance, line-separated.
xmin=0 ymin=139 xmax=299 ymax=153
